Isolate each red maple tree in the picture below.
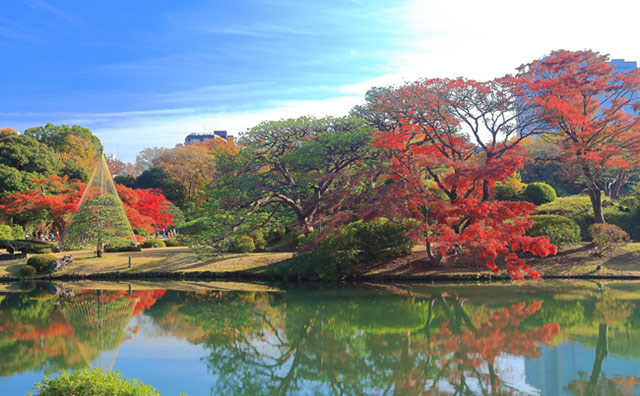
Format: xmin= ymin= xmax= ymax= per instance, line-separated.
xmin=0 ymin=178 xmax=173 ymax=240
xmin=355 ymin=77 xmax=556 ymax=279
xmin=519 ymin=50 xmax=640 ymax=223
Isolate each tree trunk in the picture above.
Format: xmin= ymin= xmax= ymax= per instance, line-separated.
xmin=588 ymin=323 xmax=608 ymax=392
xmin=426 ymin=241 xmax=444 ymax=266
xmin=589 ymin=188 xmax=606 ymax=224
xmin=610 ymin=169 xmax=628 ymax=201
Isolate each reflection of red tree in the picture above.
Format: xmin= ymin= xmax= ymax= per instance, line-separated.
xmin=439 ymin=301 xmax=559 ymax=367
xmin=395 ymin=301 xmax=560 ymax=395
xmin=130 ymin=290 xmax=166 ymax=317
xmin=80 ymin=289 xmax=166 ymax=317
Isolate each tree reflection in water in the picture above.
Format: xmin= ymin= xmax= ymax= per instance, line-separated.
xmin=179 ymin=289 xmax=561 ymax=395
xmin=0 ymin=284 xmax=165 ymax=377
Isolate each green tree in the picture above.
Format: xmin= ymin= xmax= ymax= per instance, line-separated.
xmin=24 ymin=123 xmax=102 ymax=154
xmin=135 ymin=167 xmax=187 ymax=207
xmin=0 ymin=131 xmax=61 ymax=175
xmin=62 ymin=194 xmax=136 ymax=255
xmin=203 ymin=116 xmax=372 ymax=248
xmin=0 ymin=164 xmax=37 ymax=197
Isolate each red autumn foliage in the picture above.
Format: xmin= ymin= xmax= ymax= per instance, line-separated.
xmin=0 ymin=175 xmax=83 ymax=236
xmin=519 ymin=50 xmax=640 ymax=223
xmin=0 ymin=177 xmax=173 ymax=239
xmin=356 ymin=77 xmax=556 ymax=279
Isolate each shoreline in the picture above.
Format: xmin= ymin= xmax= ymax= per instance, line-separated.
xmin=3 ymin=242 xmax=640 ymax=283
xmin=3 ymin=270 xmax=640 ymax=283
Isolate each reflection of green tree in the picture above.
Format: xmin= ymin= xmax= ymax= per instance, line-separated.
xmin=566 ymin=293 xmax=637 ymax=396
xmin=175 ymin=289 xmax=559 ymax=396
xmin=0 ymin=290 xmax=139 ymax=378
xmin=60 ymin=291 xmax=137 ymax=354
xmin=62 ymin=194 xmax=135 ymax=251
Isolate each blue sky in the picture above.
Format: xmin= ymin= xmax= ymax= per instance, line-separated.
xmin=2 ymin=0 xmax=640 ymax=161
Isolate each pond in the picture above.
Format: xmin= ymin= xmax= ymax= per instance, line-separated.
xmin=1 ymin=280 xmax=639 ymax=395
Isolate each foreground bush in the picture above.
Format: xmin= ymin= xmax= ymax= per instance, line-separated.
xmin=589 ymin=223 xmax=629 ymax=257
xmin=526 ymin=215 xmax=581 ymax=247
xmin=142 ymin=239 xmax=166 ymax=248
xmin=27 ymin=254 xmax=57 ymax=273
xmin=522 ymin=182 xmax=557 ymax=205
xmin=28 ymin=368 xmax=164 ymax=396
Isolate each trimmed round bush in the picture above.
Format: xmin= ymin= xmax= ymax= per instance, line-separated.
xmin=19 ymin=265 xmax=37 ymax=277
xmin=28 ymin=368 xmax=162 ymax=396
xmin=164 ymin=238 xmax=185 ymax=247
xmin=105 ymin=244 xmax=142 ymax=252
xmin=228 ymin=235 xmax=255 ymax=253
xmin=27 ymin=254 xmax=57 ymax=273
xmin=522 ymin=182 xmax=557 ymax=205
xmin=142 ymin=239 xmax=166 ymax=248
xmin=526 ymin=215 xmax=581 ymax=247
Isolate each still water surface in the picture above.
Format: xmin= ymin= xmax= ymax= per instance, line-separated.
xmin=0 ymin=281 xmax=639 ymax=395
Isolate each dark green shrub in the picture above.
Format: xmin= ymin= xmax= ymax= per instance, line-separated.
xmin=19 ymin=265 xmax=37 ymax=277
xmin=141 ymin=239 xmax=166 ymax=248
xmin=589 ymin=223 xmax=629 ymax=257
xmin=105 ymin=244 xmax=142 ymax=252
xmin=522 ymin=182 xmax=557 ymax=205
xmin=27 ymin=254 xmax=57 ymax=273
xmin=265 ymin=225 xmax=287 ymax=242
xmin=228 ymin=235 xmax=255 ymax=253
xmin=178 ymin=217 xmax=208 ymax=236
xmin=526 ymin=215 xmax=581 ymax=247
xmin=164 ymin=238 xmax=185 ymax=247
xmin=349 ymin=219 xmax=413 ymax=263
xmin=248 ymin=230 xmax=267 ymax=251
xmin=287 ymin=219 xmax=413 ymax=280
xmin=28 ymin=368 xmax=163 ymax=396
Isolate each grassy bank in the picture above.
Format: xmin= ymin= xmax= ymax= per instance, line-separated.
xmin=2 ymin=243 xmax=640 ymax=282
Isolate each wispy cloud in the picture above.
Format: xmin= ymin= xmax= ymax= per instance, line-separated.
xmin=23 ymin=0 xmax=77 ymax=24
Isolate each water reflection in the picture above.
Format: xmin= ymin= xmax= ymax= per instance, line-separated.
xmin=1 ymin=282 xmax=639 ymax=395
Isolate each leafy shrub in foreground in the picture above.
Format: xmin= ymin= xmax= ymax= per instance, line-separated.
xmin=526 ymin=215 xmax=581 ymax=247
xmin=28 ymin=368 xmax=165 ymax=396
xmin=248 ymin=230 xmax=267 ymax=251
xmin=522 ymin=182 xmax=557 ymax=205
xmin=27 ymin=254 xmax=57 ymax=273
xmin=589 ymin=223 xmax=629 ymax=257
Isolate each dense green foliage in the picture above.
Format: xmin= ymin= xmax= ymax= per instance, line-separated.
xmin=27 ymin=254 xmax=57 ymax=273
xmin=281 ymin=219 xmax=413 ymax=280
xmin=228 ymin=235 xmax=255 ymax=253
xmin=163 ymin=238 xmax=185 ymax=247
xmin=28 ymin=368 xmax=163 ymax=396
xmin=522 ymin=182 xmax=557 ymax=205
xmin=142 ymin=239 xmax=167 ymax=248
xmin=19 ymin=265 xmax=37 ymax=277
xmin=62 ymin=194 xmax=135 ymax=250
xmin=135 ymin=167 xmax=187 ymax=207
xmin=526 ymin=215 xmax=581 ymax=247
